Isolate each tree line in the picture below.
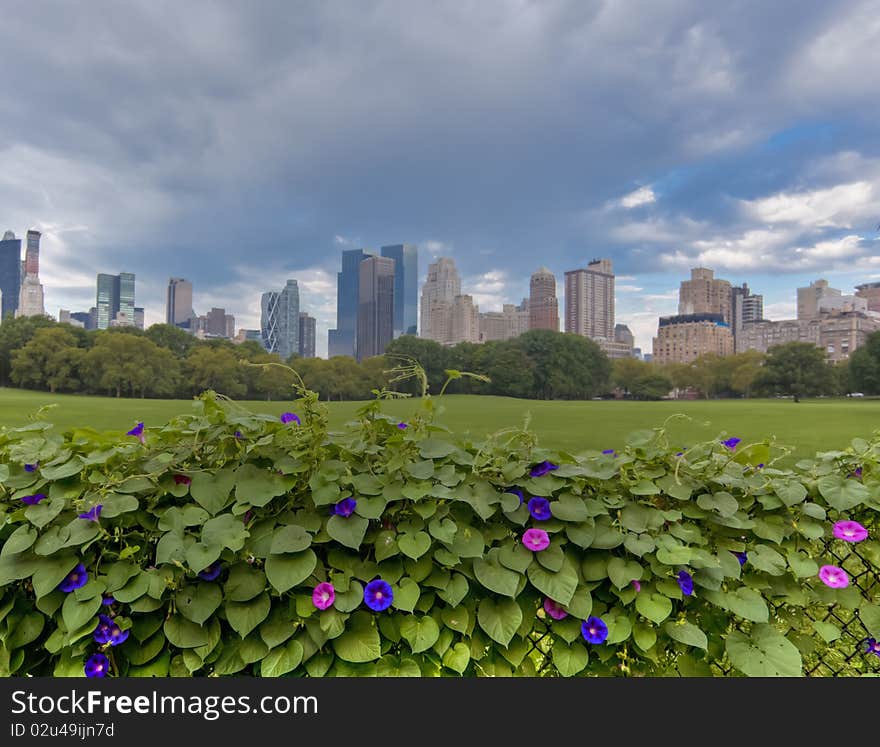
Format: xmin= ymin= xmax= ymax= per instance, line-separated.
xmin=1 ymin=314 xmax=878 ymax=400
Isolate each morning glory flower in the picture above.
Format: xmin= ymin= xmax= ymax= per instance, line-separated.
xmin=20 ymin=493 xmax=47 ymax=505
xmin=93 ymin=615 xmax=114 ymax=644
xmin=504 ymin=487 xmax=525 ymax=505
xmin=833 ymin=520 xmax=868 ymax=542
xmin=818 ymin=565 xmax=849 ymax=589
xmin=78 ymin=505 xmax=102 ymax=522
xmin=675 ymin=452 xmax=683 ymax=457
xmin=601 ymin=449 xmax=616 ymax=456
xmin=864 ymin=638 xmax=880 ymax=659
xmin=397 ymin=422 xmax=408 ymax=430
xmin=101 ymin=595 xmax=115 ymax=606
xmin=312 ymin=582 xmax=336 ymax=610
xmin=522 ymin=528 xmax=550 ymax=552
xmin=721 ymin=437 xmax=741 ymax=451
xmin=127 ymin=422 xmax=145 ymax=443
xmin=198 ymin=562 xmax=223 ymax=581
xmin=677 ymin=570 xmax=694 ymax=596
xmin=530 ymin=460 xmax=559 ymax=478
xmin=24 ymin=462 xmax=38 ymax=472
xmin=543 ymin=598 xmax=568 ymax=620
xmin=173 ymin=474 xmax=192 ymax=486
xmin=107 ymin=625 xmax=129 ymax=646
xmin=581 ymin=616 xmax=609 ymax=645
xmin=84 ymin=653 xmax=110 ymax=678
xmin=364 ymin=579 xmax=393 ymax=611
xmin=731 ymin=551 xmax=748 ymax=566
xmin=280 ymin=412 xmax=301 ymax=425
xmin=631 ymin=580 xmax=641 ymax=592
xmin=234 ymin=430 xmax=244 ymax=439
xmin=527 ymin=496 xmax=552 ymax=521
xmin=849 ymin=467 xmax=862 ymax=479
xmin=58 ymin=563 xmax=89 ymax=592
xmin=333 ymin=497 xmax=357 ymax=517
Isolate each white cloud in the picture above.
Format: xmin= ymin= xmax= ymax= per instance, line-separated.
xmin=742 ymin=181 xmax=878 ymax=229
xmin=616 ymin=284 xmax=643 ymax=293
xmin=617 ymin=185 xmax=656 ymax=209
xmin=464 ymin=269 xmax=508 ymax=311
xmin=763 ymin=301 xmax=796 ymax=320
xmin=423 ymin=240 xmax=452 ymax=257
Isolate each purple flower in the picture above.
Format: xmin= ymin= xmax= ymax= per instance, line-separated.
xmin=397 ymin=422 xmax=408 ymax=430
xmin=675 ymin=452 xmax=683 ymax=457
xmin=530 ymin=460 xmax=559 ymax=478
xmin=84 ymin=653 xmax=110 ymax=678
xmin=731 ymin=551 xmax=748 ymax=566
xmin=602 ymin=449 xmax=615 ymax=455
xmin=333 ymin=497 xmax=357 ymax=517
xmin=833 ymin=521 xmax=868 ymax=542
xmin=234 ymin=430 xmax=244 ymax=439
xmin=20 ymin=493 xmax=47 ymax=505
xmin=581 ymin=616 xmax=609 ymax=645
xmin=312 ymin=582 xmax=336 ymax=610
xmin=504 ymin=487 xmax=525 ymax=505
xmin=849 ymin=467 xmax=863 ymax=479
xmin=198 ymin=561 xmax=223 ymax=581
xmin=364 ymin=579 xmax=393 ymax=612
xmin=78 ymin=505 xmax=102 ymax=522
xmin=101 ymin=595 xmax=115 ymax=606
xmin=818 ymin=565 xmax=849 ymax=589
xmin=631 ymin=580 xmax=641 ymax=592
xmin=543 ymin=598 xmax=568 ymax=620
xmin=721 ymin=437 xmax=741 ymax=451
xmin=677 ymin=570 xmax=694 ymax=597
xmin=280 ymin=412 xmax=301 ymax=425
xmin=242 ymin=510 xmax=254 ymax=524
xmin=527 ymin=496 xmax=552 ymax=521
xmin=93 ymin=615 xmax=115 ymax=644
xmin=864 ymin=638 xmax=880 ymax=659
xmin=522 ymin=528 xmax=550 ymax=552
xmin=173 ymin=474 xmax=192 ymax=486
xmin=24 ymin=462 xmax=38 ymax=472
xmin=127 ymin=422 xmax=145 ymax=443
xmin=58 ymin=563 xmax=88 ymax=592
xmin=107 ymin=625 xmax=129 ymax=646
xmin=756 ymin=463 xmax=765 ymax=469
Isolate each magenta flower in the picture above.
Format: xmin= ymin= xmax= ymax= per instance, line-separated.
xmin=832 ymin=520 xmax=868 ymax=543
xmin=312 ymin=582 xmax=336 ymax=610
xmin=677 ymin=570 xmax=694 ymax=596
xmin=530 ymin=460 xmax=559 ymax=478
xmin=24 ymin=462 xmax=38 ymax=472
xmin=543 ymin=598 xmax=568 ymax=620
xmin=864 ymin=638 xmax=880 ymax=659
xmin=173 ymin=474 xmax=192 ymax=486
xmin=631 ymin=580 xmax=641 ymax=592
xmin=127 ymin=422 xmax=145 ymax=443
xmin=721 ymin=437 xmax=741 ymax=451
xmin=527 ymin=496 xmax=552 ymax=521
xmin=333 ymin=497 xmax=357 ymax=517
xmin=364 ymin=579 xmax=393 ymax=612
xmin=20 ymin=493 xmax=47 ymax=505
xmin=84 ymin=653 xmax=110 ymax=678
xmin=522 ymin=528 xmax=550 ymax=552
xmin=78 ymin=505 xmax=102 ymax=522
xmin=280 ymin=412 xmax=301 ymax=425
xmin=581 ymin=616 xmax=609 ymax=644
xmin=818 ymin=565 xmax=849 ymax=589
xmin=58 ymin=563 xmax=88 ymax=592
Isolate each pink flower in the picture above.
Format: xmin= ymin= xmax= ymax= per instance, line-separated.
xmin=312 ymin=582 xmax=335 ymax=610
xmin=832 ymin=520 xmax=868 ymax=543
xmin=631 ymin=580 xmax=641 ymax=592
xmin=543 ymin=598 xmax=568 ymax=620
xmin=522 ymin=528 xmax=550 ymax=552
xmin=818 ymin=565 xmax=849 ymax=589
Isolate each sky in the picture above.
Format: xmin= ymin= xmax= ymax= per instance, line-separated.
xmin=2 ymin=0 xmax=880 ymax=355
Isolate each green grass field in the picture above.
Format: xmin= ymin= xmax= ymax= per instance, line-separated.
xmin=1 ymin=387 xmax=877 ymax=459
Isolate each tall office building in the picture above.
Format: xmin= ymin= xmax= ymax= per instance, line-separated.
xmin=380 ymin=244 xmax=418 ymax=336
xmin=204 ymin=307 xmax=230 ymax=337
xmin=0 ymin=230 xmax=21 ymax=321
xmin=356 ymin=256 xmax=395 ymax=361
xmin=730 ymin=283 xmax=763 ymax=340
xmin=261 ymin=291 xmax=280 ymax=353
xmin=329 ymin=248 xmax=373 ymax=358
xmin=298 ymin=312 xmax=316 ymax=358
xmin=529 ymin=267 xmax=559 ymax=331
xmin=564 ymin=258 xmax=615 ymax=340
xmin=166 ymin=278 xmax=195 ymax=328
xmin=134 ymin=307 xmax=145 ymax=330
xmin=17 ymin=230 xmax=45 ymax=318
xmin=678 ymin=267 xmax=732 ymax=322
xmin=420 ymin=258 xmax=462 ymax=343
xmin=450 ymin=294 xmax=480 ymax=344
xmin=276 ymin=280 xmax=300 ymax=360
xmin=96 ymin=272 xmax=135 ymax=329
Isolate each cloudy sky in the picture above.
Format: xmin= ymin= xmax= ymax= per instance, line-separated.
xmin=3 ymin=0 xmax=880 ymax=354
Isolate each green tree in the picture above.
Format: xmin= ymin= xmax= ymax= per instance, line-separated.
xmin=85 ymin=333 xmax=182 ymax=397
xmin=246 ymin=353 xmax=296 ymax=400
xmin=513 ymin=330 xmax=611 ymax=400
xmin=729 ymin=350 xmax=765 ymax=398
xmin=384 ymin=336 xmax=449 ymax=395
xmin=475 ymin=342 xmax=534 ymax=398
xmin=0 ymin=315 xmax=58 ymax=385
xmin=612 ymin=358 xmax=652 ymax=396
xmin=753 ymin=342 xmax=835 ymax=401
xmin=145 ymin=324 xmax=197 ymax=357
xmin=848 ymin=331 xmax=880 ymax=394
xmin=186 ymin=346 xmax=247 ymax=398
xmin=10 ymin=327 xmax=85 ymax=393
xmin=630 ymin=372 xmax=673 ymax=400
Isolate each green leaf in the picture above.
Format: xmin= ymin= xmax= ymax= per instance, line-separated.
xmin=184 ymin=542 xmax=221 ymax=574
xmin=376 ymin=654 xmax=421 ymax=677
xmin=391 ymin=578 xmax=420 ymax=613
xmin=260 ymin=612 xmax=296 ymax=649
xmin=428 ymin=518 xmax=457 ymax=544
xmin=441 ymin=606 xmax=469 ymax=634
xmin=498 ymin=542 xmax=533 ymax=573
xmin=400 ymin=615 xmax=440 ymax=653
xmin=861 ymin=603 xmax=880 ymax=638
xmin=100 ymin=493 xmax=140 ymax=518
xmin=419 ymin=439 xmax=457 ymax=459
xmin=332 ymin=579 xmax=364 ymax=613
xmin=40 ymin=457 xmax=84 ymax=480
xmin=437 ymin=573 xmax=468 ymax=607
xmin=164 ymin=615 xmax=212 ymax=648
xmin=202 ymin=514 xmax=248 ymax=551
xmin=406 ymin=459 xmax=435 ymax=480
xmin=226 ymin=592 xmax=271 ymax=638
xmin=527 ymin=561 xmax=578 ymax=606
xmin=550 ymin=494 xmax=589 ymax=522
xmin=723 ymin=587 xmax=769 ymax=623
xmin=7 ymin=612 xmax=45 ymax=649
xmin=477 ymin=598 xmax=522 ymax=647
xmin=447 ymin=525 xmax=484 ymax=558
xmin=623 ymin=533 xmax=655 ymax=557
xmin=270 ymin=525 xmax=312 ymax=554
xmin=696 ymin=492 xmax=739 ymax=517
xmin=607 ymin=557 xmax=642 ymax=590
xmin=786 ymin=551 xmax=818 ymax=579
xmin=326 ymin=515 xmax=369 ymax=550
xmin=552 ymin=641 xmax=588 ymax=677
xmin=663 ymin=621 xmax=707 ymax=649
xmin=332 ymin=611 xmax=381 ymax=663
xmin=190 ymin=469 xmax=235 ymax=515
xmin=633 ymin=622 xmax=657 ymax=652
xmin=224 ymin=565 xmax=267 ymax=602
xmin=812 ymin=621 xmax=841 ymax=643
xmin=265 ymin=550 xmax=317 ymax=593
xmin=32 ymin=555 xmax=79 ymax=598
xmin=442 ymin=642 xmax=470 ymax=674
xmin=749 ymin=545 xmax=787 ymax=576
xmin=1 ymin=525 xmax=37 ymax=557
xmin=398 ymin=531 xmax=432 ymax=560
xmin=25 ymin=496 xmax=66 ymax=528
xmin=725 ymin=625 xmax=803 ymax=677
xmin=473 ymin=558 xmax=521 ymax=598
xmin=565 ymin=520 xmax=596 ymax=549
xmin=374 ymin=530 xmax=399 ymax=562
xmin=261 ymin=638 xmax=305 ymax=677
xmin=175 ymin=584 xmax=223 ymax=625
xmin=817 ymin=474 xmax=869 ymax=511
xmin=636 ymin=592 xmax=672 ymax=624
xmin=773 ymin=481 xmax=807 ymax=507
xmin=235 ymin=463 xmax=289 ymax=507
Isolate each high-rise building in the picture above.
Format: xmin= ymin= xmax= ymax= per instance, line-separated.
xmin=564 ymin=258 xmax=615 ymax=340
xmin=451 ymin=295 xmax=480 ymax=345
xmin=261 ymin=291 xmax=280 ymax=353
xmin=420 ymin=258 xmax=462 ymax=343
xmin=17 ymin=230 xmax=45 ymax=319
xmin=0 ymin=230 xmax=21 ymax=321
xmin=134 ymin=307 xmax=145 ymax=330
xmin=70 ymin=311 xmax=94 ymax=330
xmin=329 ymin=248 xmax=373 ymax=358
xmin=204 ymin=307 xmax=229 ymax=337
xmin=276 ymin=280 xmax=300 ymax=360
xmin=529 ymin=267 xmax=559 ymax=331
xmin=614 ymin=323 xmax=634 ymax=350
xmin=298 ymin=312 xmax=316 ymax=358
xmin=730 ymin=283 xmax=764 ymax=339
xmin=24 ymin=230 xmax=40 ymax=275
xmin=95 ymin=272 xmax=135 ymax=329
xmin=59 ymin=309 xmax=85 ymax=328
xmin=797 ymin=279 xmax=840 ymax=320
xmin=356 ymin=255 xmax=395 ymax=361
xmin=855 ymin=281 xmax=880 ymax=313
xmin=479 ymin=302 xmax=529 ymax=342
xmin=678 ymin=267 xmax=732 ymax=322
xmin=652 ymin=313 xmax=734 ymax=364
xmin=166 ymin=278 xmax=195 ymax=328
xmin=381 ymin=244 xmax=418 ymax=336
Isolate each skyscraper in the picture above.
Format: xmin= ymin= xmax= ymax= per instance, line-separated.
xmin=564 ymin=258 xmax=615 ymax=340
xmin=329 ymin=248 xmax=373 ymax=358
xmin=529 ymin=267 xmax=558 ymax=331
xmin=0 ymin=230 xmax=21 ymax=321
xmin=730 ymin=282 xmax=763 ymax=339
xmin=420 ymin=257 xmax=462 ymax=343
xmin=96 ymin=274 xmax=116 ymax=329
xmin=96 ymin=272 xmax=135 ymax=329
xmin=205 ymin=308 xmax=229 ymax=337
xmin=380 ymin=243 xmax=418 ymax=336
xmin=298 ymin=312 xmax=316 ymax=358
xmin=166 ymin=278 xmax=195 ymax=327
xmin=17 ymin=230 xmax=45 ymax=318
xmin=678 ymin=267 xmax=732 ymax=322
xmin=276 ymin=280 xmax=300 ymax=360
xmin=24 ymin=230 xmax=40 ymax=275
xmin=356 ymin=256 xmax=395 ymax=361
xmin=261 ymin=291 xmax=280 ymax=353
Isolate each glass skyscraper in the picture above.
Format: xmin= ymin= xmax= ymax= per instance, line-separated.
xmin=0 ymin=230 xmax=21 ymax=321
xmin=381 ymin=243 xmax=418 ymax=336
xmin=261 ymin=280 xmax=299 ymax=359
xmin=96 ymin=272 xmax=136 ymax=329
xmin=328 ymin=248 xmax=372 ymax=358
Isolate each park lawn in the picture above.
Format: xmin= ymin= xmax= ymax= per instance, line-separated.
xmin=1 ymin=387 xmax=877 ymax=460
